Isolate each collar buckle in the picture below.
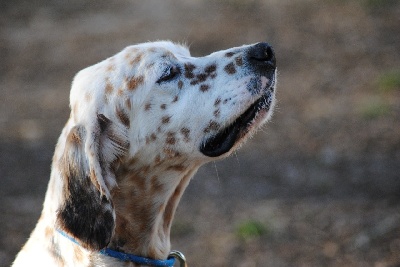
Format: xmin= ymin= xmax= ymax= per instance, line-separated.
xmin=168 ymin=250 xmax=187 ymax=267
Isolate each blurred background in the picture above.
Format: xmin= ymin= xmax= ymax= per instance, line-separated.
xmin=0 ymin=0 xmax=399 ymax=266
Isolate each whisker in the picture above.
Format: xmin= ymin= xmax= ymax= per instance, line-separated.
xmin=212 ymin=161 xmax=220 ymax=183
xmin=234 ymin=151 xmax=241 ymax=168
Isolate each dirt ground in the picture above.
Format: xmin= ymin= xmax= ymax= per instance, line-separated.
xmin=1 ymin=0 xmax=399 ymax=266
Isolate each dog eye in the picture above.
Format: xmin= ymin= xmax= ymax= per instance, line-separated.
xmin=157 ymin=66 xmax=180 ymax=83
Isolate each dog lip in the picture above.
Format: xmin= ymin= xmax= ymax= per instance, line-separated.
xmin=200 ymin=121 xmax=240 ymax=158
xmin=200 ymin=85 xmax=274 ymax=157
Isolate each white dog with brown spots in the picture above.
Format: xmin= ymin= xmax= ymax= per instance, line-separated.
xmin=13 ymin=41 xmax=277 ymax=267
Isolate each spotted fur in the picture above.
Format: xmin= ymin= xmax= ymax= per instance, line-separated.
xmin=13 ymin=41 xmax=277 ymax=267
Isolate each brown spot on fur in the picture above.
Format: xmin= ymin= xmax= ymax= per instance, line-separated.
xmin=161 ymin=116 xmax=171 ymax=124
xmin=204 ymin=120 xmax=220 ymax=133
xmin=128 ymin=157 xmax=137 ymax=166
xmin=116 ymin=108 xmax=130 ymax=128
xmin=235 ymin=56 xmax=243 ymax=66
xmin=166 ymin=132 xmax=176 ymax=145
xmin=148 ymin=47 xmax=157 ymax=53
xmin=214 ymin=109 xmax=220 ymax=117
xmin=141 ymin=165 xmax=150 ymax=175
xmin=223 ymin=99 xmax=228 ymax=104
xmin=128 ymin=172 xmax=146 ymax=191
xmin=146 ymin=136 xmax=151 ymax=144
xmin=190 ymin=79 xmax=199 ymax=85
xmin=163 ymin=147 xmax=180 ymax=158
xmin=150 ymin=175 xmax=164 ymax=194
xmin=167 ymin=164 xmax=185 ymax=171
xmin=225 ymin=52 xmax=235 ymax=57
xmin=105 ymin=81 xmax=114 ymax=95
xmin=125 ymin=98 xmax=132 ymax=110
xmin=150 ymin=133 xmax=157 ymax=142
xmin=224 ymin=62 xmax=236 ymax=74
xmin=154 ymin=155 xmax=162 ymax=165
xmin=173 ymin=151 xmax=182 ymax=158
xmin=144 ymin=102 xmax=152 ymax=111
xmin=190 ymin=72 xmax=211 ymax=86
xmin=130 ymin=53 xmax=144 ymax=66
xmin=68 ymin=126 xmax=83 ymax=144
xmin=117 ymin=88 xmax=124 ymax=96
xmin=214 ymin=98 xmax=221 ymax=107
xmin=184 ymin=63 xmax=196 ymax=79
xmin=125 ymin=48 xmax=139 ymax=59
xmin=196 ymin=73 xmax=207 ymax=82
xmin=160 ymin=104 xmax=167 ymax=110
xmin=205 ymin=64 xmax=217 ymax=74
xmin=200 ymin=84 xmax=210 ymax=92
xmin=180 ymin=128 xmax=190 ymax=142
xmin=127 ymin=75 xmax=144 ymax=91
xmin=125 ymin=199 xmax=153 ymax=237
xmin=178 ymin=80 xmax=183 ymax=89
xmin=172 ymin=96 xmax=179 ymax=103
xmin=106 ymin=64 xmax=115 ymax=72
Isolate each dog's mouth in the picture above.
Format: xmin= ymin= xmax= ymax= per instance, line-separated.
xmin=200 ymin=83 xmax=275 ymax=157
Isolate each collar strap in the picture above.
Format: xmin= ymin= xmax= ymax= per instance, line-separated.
xmin=57 ymin=230 xmax=177 ymax=266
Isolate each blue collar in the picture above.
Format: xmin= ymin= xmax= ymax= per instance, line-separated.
xmin=57 ymin=230 xmax=176 ymax=266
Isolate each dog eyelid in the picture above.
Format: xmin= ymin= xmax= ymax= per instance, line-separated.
xmin=157 ymin=65 xmax=180 ymax=84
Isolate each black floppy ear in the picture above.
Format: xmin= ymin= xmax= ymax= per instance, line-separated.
xmin=56 ymin=115 xmax=120 ymax=250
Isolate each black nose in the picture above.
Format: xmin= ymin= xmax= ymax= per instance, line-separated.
xmin=247 ymin=42 xmax=276 ymax=71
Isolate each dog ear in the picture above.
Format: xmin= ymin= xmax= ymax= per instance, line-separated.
xmin=56 ymin=114 xmax=127 ymax=250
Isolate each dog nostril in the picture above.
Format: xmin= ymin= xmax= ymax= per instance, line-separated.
xmin=248 ymin=42 xmax=276 ymax=69
xmin=265 ymin=46 xmax=274 ymax=63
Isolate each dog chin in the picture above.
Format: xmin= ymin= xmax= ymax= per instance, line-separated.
xmin=200 ymin=83 xmax=275 ymax=158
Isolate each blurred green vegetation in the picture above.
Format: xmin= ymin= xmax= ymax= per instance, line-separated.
xmin=378 ymin=70 xmax=400 ymax=92
xmin=357 ymin=69 xmax=399 ymax=119
xmin=359 ymin=97 xmax=391 ymax=119
xmin=236 ymin=220 xmax=268 ymax=240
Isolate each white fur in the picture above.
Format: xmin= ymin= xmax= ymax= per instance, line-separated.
xmin=13 ymin=41 xmax=277 ymax=267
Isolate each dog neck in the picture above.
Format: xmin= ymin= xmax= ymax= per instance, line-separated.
xmin=109 ymin=154 xmax=200 ymax=260
xmin=36 ymin=122 xmax=201 ymax=265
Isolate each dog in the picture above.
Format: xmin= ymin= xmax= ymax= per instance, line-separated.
xmin=12 ymin=41 xmax=277 ymax=266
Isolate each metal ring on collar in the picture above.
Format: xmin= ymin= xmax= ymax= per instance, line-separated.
xmin=168 ymin=250 xmax=187 ymax=267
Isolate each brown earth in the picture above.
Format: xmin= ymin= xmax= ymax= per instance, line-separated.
xmin=1 ymin=0 xmax=399 ymax=266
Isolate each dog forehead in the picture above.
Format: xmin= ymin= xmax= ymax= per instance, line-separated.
xmin=123 ymin=41 xmax=191 ymax=60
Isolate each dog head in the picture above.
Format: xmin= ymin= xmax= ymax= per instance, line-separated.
xmin=55 ymin=41 xmax=277 ymax=250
